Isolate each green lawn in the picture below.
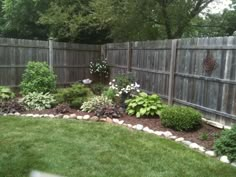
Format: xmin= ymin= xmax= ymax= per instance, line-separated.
xmin=0 ymin=117 xmax=235 ymax=177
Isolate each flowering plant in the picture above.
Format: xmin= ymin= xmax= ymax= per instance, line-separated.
xmin=89 ymin=58 xmax=109 ymax=78
xmin=109 ymin=79 xmax=140 ymax=97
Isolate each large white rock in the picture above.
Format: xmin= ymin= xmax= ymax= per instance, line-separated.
xmin=220 ymin=156 xmax=230 ymax=164
xmin=83 ymin=115 xmax=90 ymax=120
xmin=170 ymin=136 xmax=177 ymax=140
xmin=77 ymin=116 xmax=83 ymax=120
xmin=136 ymin=124 xmax=144 ymax=131
xmin=175 ymin=137 xmax=184 ymax=142
xmin=143 ymin=127 xmax=150 ymax=132
xmin=198 ymin=146 xmax=205 ymax=152
xmin=49 ymin=114 xmax=55 ymax=118
xmin=231 ymin=162 xmax=236 ymax=167
xmin=118 ymin=120 xmax=124 ymax=125
xmin=155 ymin=131 xmax=164 ymax=136
xmin=127 ymin=124 xmax=132 ymax=128
xmin=70 ymin=114 xmax=77 ymax=118
xmin=14 ymin=112 xmax=20 ymax=116
xmin=63 ymin=115 xmax=70 ymax=119
xmin=113 ymin=119 xmax=119 ymax=123
xmin=182 ymin=140 xmax=192 ymax=146
xmin=189 ymin=143 xmax=200 ymax=149
xmin=205 ymin=151 xmax=215 ymax=157
xmin=163 ymin=131 xmax=172 ymax=137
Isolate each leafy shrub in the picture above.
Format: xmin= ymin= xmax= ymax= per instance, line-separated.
xmin=102 ymin=88 xmax=116 ymax=101
xmin=90 ymin=58 xmax=109 ymax=78
xmin=160 ymin=106 xmax=202 ymax=131
xmin=112 ymin=73 xmax=135 ymax=90
xmin=90 ymin=83 xmax=108 ymax=95
xmin=125 ymin=92 xmax=164 ymax=118
xmin=54 ymin=103 xmax=72 ymax=114
xmin=21 ymin=92 xmax=56 ymax=110
xmin=81 ymin=95 xmax=113 ymax=113
xmin=95 ymin=105 xmax=123 ymax=118
xmin=0 ymin=86 xmax=15 ymax=101
xmin=54 ymin=84 xmax=93 ymax=108
xmin=214 ymin=126 xmax=236 ymax=162
xmin=20 ymin=61 xmax=57 ymax=95
xmin=0 ymin=100 xmax=26 ymax=114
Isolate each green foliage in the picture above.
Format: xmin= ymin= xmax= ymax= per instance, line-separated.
xmin=54 ymin=103 xmax=72 ymax=114
xmin=81 ymin=95 xmax=113 ymax=113
xmin=112 ymin=73 xmax=135 ymax=91
xmin=125 ymin=92 xmax=164 ymax=118
xmin=214 ymin=126 xmax=236 ymax=162
xmin=21 ymin=92 xmax=56 ymax=111
xmin=102 ymin=88 xmax=116 ymax=101
xmin=160 ymin=106 xmax=202 ymax=131
xmin=0 ymin=86 xmax=15 ymax=101
xmin=0 ymin=100 xmax=26 ymax=114
xmin=54 ymin=84 xmax=93 ymax=108
xmin=20 ymin=61 xmax=57 ymax=95
xmin=90 ymin=83 xmax=108 ymax=95
xmin=90 ymin=59 xmax=109 ymax=79
xmin=95 ymin=105 xmax=123 ymax=118
xmin=199 ymin=132 xmax=209 ymax=141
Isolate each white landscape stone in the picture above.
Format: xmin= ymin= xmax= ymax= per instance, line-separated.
xmin=154 ymin=131 xmax=164 ymax=136
xmin=182 ymin=140 xmax=192 ymax=146
xmin=3 ymin=113 xmax=8 ymax=116
xmin=220 ymin=156 xmax=230 ymax=164
xmin=175 ymin=137 xmax=184 ymax=142
xmin=70 ymin=114 xmax=77 ymax=118
xmin=143 ymin=127 xmax=150 ymax=132
xmin=205 ymin=150 xmax=215 ymax=157
xmin=77 ymin=116 xmax=83 ymax=120
xmin=14 ymin=112 xmax=20 ymax=116
xmin=49 ymin=114 xmax=55 ymax=118
xmin=118 ymin=120 xmax=124 ymax=125
xmin=170 ymin=136 xmax=177 ymax=140
xmin=189 ymin=143 xmax=200 ymax=149
xmin=127 ymin=124 xmax=132 ymax=128
xmin=113 ymin=119 xmax=119 ymax=123
xmin=63 ymin=115 xmax=70 ymax=119
xmin=198 ymin=146 xmax=205 ymax=152
xmin=231 ymin=162 xmax=236 ymax=167
xmin=163 ymin=131 xmax=172 ymax=137
xmin=83 ymin=115 xmax=90 ymax=120
xmin=136 ymin=124 xmax=144 ymax=131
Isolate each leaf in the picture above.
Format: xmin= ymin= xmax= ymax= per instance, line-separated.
xmin=139 ymin=92 xmax=148 ymax=97
xmin=136 ymin=112 xmax=141 ymax=118
xmin=140 ymin=108 xmax=146 ymax=115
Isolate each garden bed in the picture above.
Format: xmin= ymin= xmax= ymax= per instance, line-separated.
xmin=23 ymin=108 xmax=221 ymax=150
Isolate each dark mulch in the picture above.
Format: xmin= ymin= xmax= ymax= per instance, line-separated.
xmin=23 ymin=108 xmax=221 ymax=150
xmin=120 ymin=115 xmax=222 ymax=150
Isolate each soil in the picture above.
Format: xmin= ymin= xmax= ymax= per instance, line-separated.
xmin=23 ymin=108 xmax=222 ymax=150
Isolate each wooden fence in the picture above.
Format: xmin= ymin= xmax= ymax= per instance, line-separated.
xmin=104 ymin=37 xmax=236 ymax=125
xmin=0 ymin=38 xmax=100 ymax=87
xmin=1 ymin=36 xmax=236 ymax=125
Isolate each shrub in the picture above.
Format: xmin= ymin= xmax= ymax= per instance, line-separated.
xmin=20 ymin=61 xmax=57 ymax=95
xmin=95 ymin=105 xmax=123 ymax=118
xmin=0 ymin=100 xmax=26 ymax=114
xmin=214 ymin=126 xmax=236 ymax=162
xmin=54 ymin=103 xmax=72 ymax=114
xmin=102 ymin=88 xmax=116 ymax=101
xmin=90 ymin=58 xmax=109 ymax=78
xmin=111 ymin=73 xmax=135 ymax=91
xmin=21 ymin=92 xmax=56 ymax=110
xmin=81 ymin=95 xmax=113 ymax=113
xmin=0 ymin=86 xmax=15 ymax=101
xmin=54 ymin=84 xmax=93 ymax=108
xmin=125 ymin=92 xmax=164 ymax=118
xmin=160 ymin=106 xmax=202 ymax=131
xmin=90 ymin=83 xmax=108 ymax=95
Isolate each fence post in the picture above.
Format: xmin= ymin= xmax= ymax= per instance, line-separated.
xmin=49 ymin=38 xmax=54 ymax=71
xmin=127 ymin=42 xmax=132 ymax=72
xmin=168 ymin=39 xmax=178 ymax=105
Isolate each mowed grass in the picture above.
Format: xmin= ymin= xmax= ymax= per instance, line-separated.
xmin=0 ymin=117 xmax=235 ymax=177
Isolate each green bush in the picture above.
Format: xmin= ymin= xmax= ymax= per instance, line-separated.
xmin=20 ymin=61 xmax=57 ymax=95
xmin=90 ymin=83 xmax=108 ymax=95
xmin=160 ymin=106 xmax=202 ymax=131
xmin=214 ymin=126 xmax=236 ymax=162
xmin=54 ymin=84 xmax=93 ymax=108
xmin=125 ymin=92 xmax=164 ymax=118
xmin=112 ymin=73 xmax=135 ymax=91
xmin=21 ymin=92 xmax=56 ymax=111
xmin=81 ymin=95 xmax=113 ymax=113
xmin=102 ymin=88 xmax=116 ymax=101
xmin=0 ymin=86 xmax=15 ymax=101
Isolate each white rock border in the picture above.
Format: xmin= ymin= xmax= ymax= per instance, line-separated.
xmin=1 ymin=112 xmax=235 ymax=167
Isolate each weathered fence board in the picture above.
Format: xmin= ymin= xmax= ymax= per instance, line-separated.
xmin=0 ymin=38 xmax=100 ymax=86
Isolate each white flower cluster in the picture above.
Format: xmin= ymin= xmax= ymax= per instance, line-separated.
xmin=109 ymin=79 xmax=140 ymax=96
xmin=89 ymin=58 xmax=109 ymax=78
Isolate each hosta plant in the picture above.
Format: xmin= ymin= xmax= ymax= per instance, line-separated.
xmin=81 ymin=95 xmax=113 ymax=113
xmin=21 ymin=92 xmax=56 ymax=111
xmin=0 ymin=86 xmax=15 ymax=101
xmin=125 ymin=92 xmax=164 ymax=118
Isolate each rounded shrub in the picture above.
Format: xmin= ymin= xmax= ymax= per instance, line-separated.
xmin=214 ymin=126 xmax=236 ymax=162
xmin=20 ymin=61 xmax=57 ymax=95
xmin=160 ymin=106 xmax=202 ymax=131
